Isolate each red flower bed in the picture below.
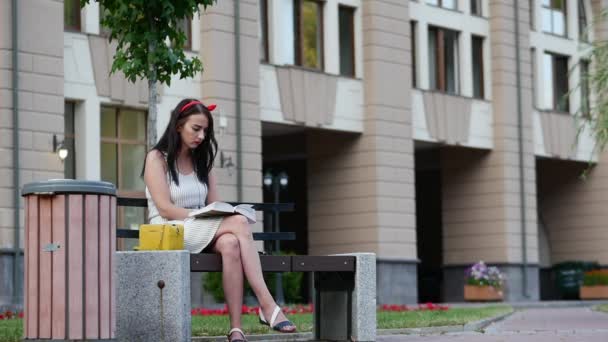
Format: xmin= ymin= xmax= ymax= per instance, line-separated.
xmin=0 ymin=310 xmax=24 ymax=320
xmin=190 ymin=303 xmax=449 ymax=316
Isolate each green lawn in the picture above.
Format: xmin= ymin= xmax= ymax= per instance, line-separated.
xmin=0 ymin=319 xmax=21 ymax=342
xmin=596 ymin=304 xmax=608 ymax=313
xmin=0 ymin=305 xmax=513 ymax=341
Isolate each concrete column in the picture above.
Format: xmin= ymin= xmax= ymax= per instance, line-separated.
xmin=199 ymin=0 xmax=263 ymax=204
xmin=441 ymin=0 xmax=539 ymax=301
xmin=307 ymin=0 xmax=417 ymax=304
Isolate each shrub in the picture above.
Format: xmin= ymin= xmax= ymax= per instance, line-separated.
xmin=465 ymin=261 xmax=504 ymax=289
xmin=203 ymin=252 xmax=305 ymax=304
xmin=582 ymin=270 xmax=608 ymax=286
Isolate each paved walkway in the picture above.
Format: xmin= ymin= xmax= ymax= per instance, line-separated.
xmin=378 ymin=307 xmax=608 ymax=342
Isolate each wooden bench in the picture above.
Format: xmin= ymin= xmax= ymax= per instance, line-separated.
xmin=115 ymin=196 xmax=374 ymax=342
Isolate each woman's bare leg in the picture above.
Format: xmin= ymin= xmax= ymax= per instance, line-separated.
xmin=209 ymin=233 xmax=246 ymax=338
xmin=215 ymin=215 xmax=296 ymax=331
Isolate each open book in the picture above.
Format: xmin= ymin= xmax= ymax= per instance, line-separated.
xmin=188 ymin=202 xmax=256 ymax=224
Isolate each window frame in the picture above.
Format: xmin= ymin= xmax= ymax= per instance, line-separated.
xmin=578 ymin=0 xmax=588 ymax=42
xmin=428 ymin=25 xmax=460 ymax=94
xmin=64 ymin=0 xmax=81 ymax=32
xmin=541 ymin=0 xmax=567 ymax=37
xmin=471 ymin=35 xmax=485 ymax=99
xmin=580 ymin=60 xmax=591 ymax=117
xmin=544 ymin=52 xmax=570 ymax=112
xmin=426 ymin=0 xmax=458 ymax=11
xmin=470 ymin=0 xmax=482 ymax=16
xmin=100 ymin=106 xmax=148 ymax=233
xmin=338 ymin=5 xmax=356 ymax=77
xmin=176 ymin=18 xmax=193 ymax=51
xmin=294 ymin=0 xmax=325 ymax=71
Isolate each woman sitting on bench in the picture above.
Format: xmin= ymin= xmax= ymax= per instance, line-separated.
xmin=142 ymin=99 xmax=296 ymax=342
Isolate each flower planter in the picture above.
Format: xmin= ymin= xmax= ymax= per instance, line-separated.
xmin=580 ymin=285 xmax=608 ymax=299
xmin=464 ymin=285 xmax=503 ymax=302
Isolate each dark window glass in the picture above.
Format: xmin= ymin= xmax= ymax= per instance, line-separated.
xmin=581 ymin=60 xmax=591 ymax=116
xmin=176 ymin=18 xmax=193 ymax=50
xmin=472 ymin=35 xmax=484 ymax=99
xmin=339 ymin=6 xmax=355 ymax=77
xmin=426 ymin=0 xmax=457 ymax=10
xmin=411 ymin=21 xmax=417 ymax=87
xmin=546 ymin=53 xmax=569 ymax=112
xmin=295 ymin=0 xmax=324 ymax=70
xmin=578 ymin=0 xmax=588 ymax=42
xmin=470 ymin=0 xmax=482 ymax=15
xmin=64 ymin=0 xmax=81 ymax=31
xmin=260 ymin=0 xmax=269 ymax=62
xmin=429 ymin=26 xmax=459 ymax=94
xmin=64 ymin=102 xmax=76 ymax=179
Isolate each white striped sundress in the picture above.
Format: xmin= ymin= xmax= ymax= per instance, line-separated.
xmin=145 ymin=170 xmax=223 ymax=253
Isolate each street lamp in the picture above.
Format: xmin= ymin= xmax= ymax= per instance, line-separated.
xmin=263 ymin=171 xmax=289 ymax=305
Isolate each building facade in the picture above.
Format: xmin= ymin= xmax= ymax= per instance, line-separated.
xmin=2 ymin=0 xmax=608 ymax=306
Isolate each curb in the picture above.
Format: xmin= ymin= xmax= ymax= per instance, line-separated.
xmin=378 ymin=309 xmax=514 ymax=336
xmin=192 ymin=332 xmax=313 ymax=342
xmin=192 ymin=310 xmax=515 ymax=341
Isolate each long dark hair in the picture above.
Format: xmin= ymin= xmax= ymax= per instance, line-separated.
xmin=142 ymin=98 xmax=218 ymax=186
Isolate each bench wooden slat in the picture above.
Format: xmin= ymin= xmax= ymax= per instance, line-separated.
xmin=190 ymin=254 xmax=291 ymax=272
xmin=292 ymin=256 xmax=356 ymax=272
xmin=116 ymin=197 xmax=294 ymax=212
xmin=116 ymin=229 xmax=295 ymax=241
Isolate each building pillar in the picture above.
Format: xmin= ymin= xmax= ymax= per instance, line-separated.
xmin=0 ymin=0 xmax=64 ymax=307
xmin=307 ymin=0 xmax=417 ymax=304
xmin=441 ymin=0 xmax=539 ymax=302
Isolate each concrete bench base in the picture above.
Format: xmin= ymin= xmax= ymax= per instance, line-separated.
xmin=116 ymin=251 xmax=376 ymax=342
xmin=116 ymin=251 xmax=191 ymax=342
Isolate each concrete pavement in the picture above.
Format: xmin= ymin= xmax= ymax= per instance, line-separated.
xmin=378 ymin=307 xmax=608 ymax=342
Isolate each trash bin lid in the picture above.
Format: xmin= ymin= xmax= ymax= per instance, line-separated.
xmin=22 ymin=179 xmax=117 ymax=196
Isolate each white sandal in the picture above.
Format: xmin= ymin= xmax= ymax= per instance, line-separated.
xmin=258 ymin=306 xmax=297 ymax=333
xmin=227 ymin=327 xmax=247 ymax=342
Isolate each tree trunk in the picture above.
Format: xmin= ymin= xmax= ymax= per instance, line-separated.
xmin=148 ymin=78 xmax=158 ymax=150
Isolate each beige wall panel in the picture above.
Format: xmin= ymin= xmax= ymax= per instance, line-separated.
xmin=199 ymin=1 xmax=262 ymax=205
xmin=18 ymin=0 xmax=62 ymax=56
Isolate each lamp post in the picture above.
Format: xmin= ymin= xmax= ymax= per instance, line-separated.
xmin=263 ymin=171 xmax=288 ymax=305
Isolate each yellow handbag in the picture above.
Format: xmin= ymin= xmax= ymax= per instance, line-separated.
xmin=136 ymin=224 xmax=185 ymax=251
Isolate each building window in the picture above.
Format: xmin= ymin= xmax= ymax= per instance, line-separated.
xmin=100 ymin=107 xmax=147 ymax=228
xmin=429 ymin=26 xmax=460 ymax=94
xmin=260 ymin=0 xmax=269 ymax=62
xmin=542 ymin=0 xmax=566 ymax=36
xmin=472 ymin=35 xmax=484 ymax=99
xmin=176 ymin=18 xmax=193 ymax=50
xmin=339 ymin=5 xmax=355 ymax=77
xmin=64 ymin=102 xmax=76 ymax=179
xmin=64 ymin=0 xmax=81 ymax=31
xmin=543 ymin=52 xmax=569 ymax=112
xmin=578 ymin=0 xmax=588 ymax=42
xmin=411 ymin=21 xmax=417 ymax=87
xmin=100 ymin=5 xmax=110 ymax=36
xmin=294 ymin=0 xmax=324 ymax=70
xmin=426 ymin=0 xmax=457 ymax=10
xmin=580 ymin=60 xmax=591 ymax=117
xmin=471 ymin=0 xmax=482 ymax=15
xmin=530 ymin=0 xmax=535 ymax=30
xmin=531 ymin=48 xmax=537 ymax=106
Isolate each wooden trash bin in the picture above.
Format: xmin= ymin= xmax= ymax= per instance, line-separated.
xmin=22 ymin=180 xmax=117 ymax=341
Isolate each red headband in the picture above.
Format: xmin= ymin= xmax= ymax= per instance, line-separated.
xmin=180 ymin=100 xmax=216 ymax=113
